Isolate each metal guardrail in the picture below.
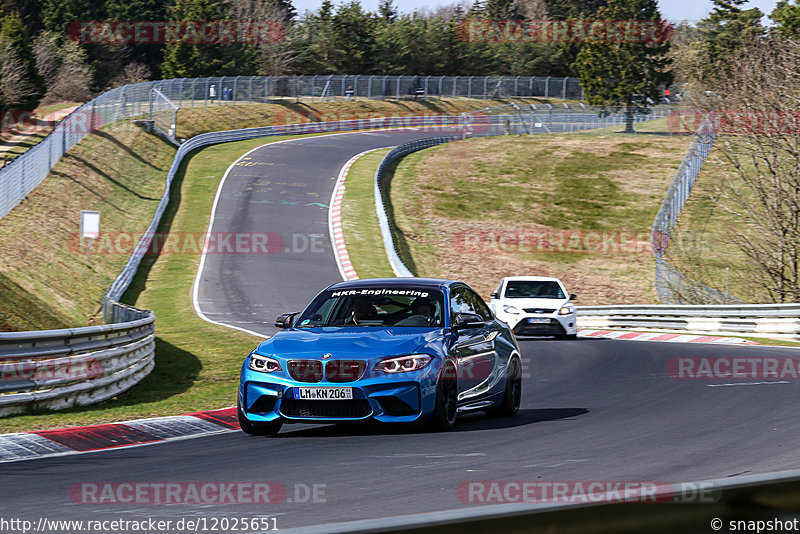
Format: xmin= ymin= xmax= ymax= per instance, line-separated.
xmin=374 ymin=137 xmax=459 ymax=277
xmin=0 ymin=300 xmax=154 ymax=416
xmin=577 ymin=304 xmax=800 ymax=339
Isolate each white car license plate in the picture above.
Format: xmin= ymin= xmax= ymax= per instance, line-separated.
xmin=527 ymin=317 xmax=551 ymax=324
xmin=294 ymin=387 xmax=353 ymax=400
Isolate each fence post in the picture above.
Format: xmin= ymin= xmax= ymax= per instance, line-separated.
xmin=562 ymin=77 xmax=568 ymax=99
xmin=544 ymin=76 xmax=551 ymax=98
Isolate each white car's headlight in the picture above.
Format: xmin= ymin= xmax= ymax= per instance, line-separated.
xmin=558 ymin=304 xmax=575 ymax=316
xmin=248 ymin=354 xmax=281 ymax=373
xmin=373 ymin=354 xmax=432 ymax=373
xmin=503 ymin=305 xmax=521 ymax=315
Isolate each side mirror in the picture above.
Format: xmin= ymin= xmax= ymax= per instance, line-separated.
xmin=275 ymin=312 xmax=300 ymax=329
xmin=570 ymin=294 xmax=578 ymax=301
xmin=490 ymin=292 xmax=498 ymax=299
xmin=453 ymin=312 xmax=485 ymax=330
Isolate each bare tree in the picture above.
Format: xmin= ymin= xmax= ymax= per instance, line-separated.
xmin=108 ymin=62 xmax=153 ymax=88
xmin=0 ymin=37 xmax=37 ymax=109
xmin=227 ymin=0 xmax=300 ymax=75
xmin=511 ymin=0 xmax=548 ymax=19
xmin=33 ymin=31 xmax=92 ymax=104
xmin=707 ymin=37 xmax=800 ymax=302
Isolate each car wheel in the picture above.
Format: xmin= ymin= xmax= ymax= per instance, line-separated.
xmin=487 ymin=358 xmax=521 ymax=417
xmin=565 ymin=333 xmax=578 ymax=340
xmin=238 ymin=402 xmax=283 ymax=436
xmin=424 ymin=363 xmax=458 ymax=431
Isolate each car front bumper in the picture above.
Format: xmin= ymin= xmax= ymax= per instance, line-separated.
xmin=498 ymin=312 xmax=577 ymax=337
xmin=239 ymin=362 xmax=442 ymax=424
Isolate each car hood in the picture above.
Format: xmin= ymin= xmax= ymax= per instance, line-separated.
xmin=500 ymin=298 xmax=567 ymax=310
xmin=256 ymin=327 xmax=444 ymax=358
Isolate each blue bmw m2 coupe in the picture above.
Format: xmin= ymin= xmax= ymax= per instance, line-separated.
xmin=237 ymin=278 xmax=522 ymax=435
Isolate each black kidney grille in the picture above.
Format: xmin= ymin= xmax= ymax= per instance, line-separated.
xmin=288 ymin=360 xmax=323 ymax=382
xmin=325 ymin=360 xmax=366 ymax=382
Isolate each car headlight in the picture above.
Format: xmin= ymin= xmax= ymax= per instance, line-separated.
xmin=373 ymin=354 xmax=432 ymax=373
xmin=558 ymin=304 xmax=575 ymax=316
xmin=248 ymin=353 xmax=281 ymax=373
xmin=503 ymin=305 xmax=521 ymax=315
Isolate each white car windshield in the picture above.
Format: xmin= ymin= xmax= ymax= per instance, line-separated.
xmin=504 ymin=281 xmax=565 ymax=299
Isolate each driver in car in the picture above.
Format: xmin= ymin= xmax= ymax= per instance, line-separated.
xmin=411 ymin=298 xmax=434 ymax=319
xmin=348 ymin=296 xmax=379 ymax=324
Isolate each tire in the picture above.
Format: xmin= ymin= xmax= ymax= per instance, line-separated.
xmin=238 ymin=402 xmax=283 ymax=436
xmin=565 ymin=333 xmax=578 ymax=340
xmin=424 ymin=364 xmax=458 ymax=431
xmin=487 ymin=358 xmax=521 ymax=417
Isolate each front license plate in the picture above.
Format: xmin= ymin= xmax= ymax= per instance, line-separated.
xmin=294 ymin=387 xmax=353 ymax=400
xmin=527 ymin=317 xmax=551 ymax=324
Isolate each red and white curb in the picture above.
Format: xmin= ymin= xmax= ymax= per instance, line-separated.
xmin=579 ymin=329 xmax=759 ymax=345
xmin=329 ymin=148 xmax=393 ymax=281
xmin=0 ymin=407 xmax=239 ymax=463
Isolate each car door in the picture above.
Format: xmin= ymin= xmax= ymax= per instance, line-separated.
xmin=450 ymin=286 xmax=498 ymax=402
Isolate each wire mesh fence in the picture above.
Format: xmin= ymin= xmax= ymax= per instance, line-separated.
xmin=0 ymin=74 xmax=587 ymax=221
xmin=650 ymin=116 xmax=737 ymax=304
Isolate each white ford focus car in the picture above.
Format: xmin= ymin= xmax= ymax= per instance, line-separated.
xmin=488 ymin=276 xmax=578 ymax=339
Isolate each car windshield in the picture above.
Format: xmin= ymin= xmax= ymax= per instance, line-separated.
xmin=504 ymin=281 xmax=565 ymax=299
xmin=295 ymin=288 xmax=445 ymax=327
